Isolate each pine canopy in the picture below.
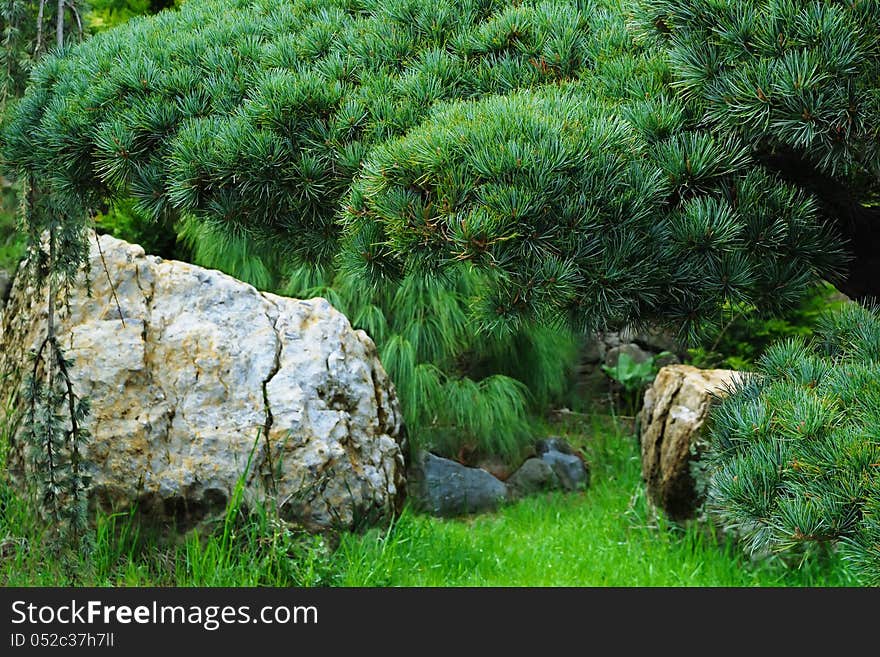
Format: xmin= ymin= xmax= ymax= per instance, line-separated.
xmin=0 ymin=0 xmax=849 ymax=339
xmin=636 ymin=0 xmax=880 ymax=298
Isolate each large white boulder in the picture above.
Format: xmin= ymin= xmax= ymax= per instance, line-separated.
xmin=0 ymin=233 xmax=405 ymax=532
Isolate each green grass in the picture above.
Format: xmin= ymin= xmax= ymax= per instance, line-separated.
xmin=330 ymin=414 xmax=855 ymax=586
xmin=0 ymin=413 xmax=857 ymax=587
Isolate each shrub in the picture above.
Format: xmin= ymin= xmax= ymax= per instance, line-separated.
xmin=0 ymin=0 xmax=852 ymax=462
xmin=686 ymin=282 xmax=850 ymax=371
xmin=636 ymin=0 xmax=880 ymax=300
xmin=705 ymin=303 xmax=880 ymax=584
xmin=341 ymin=86 xmax=843 ymax=338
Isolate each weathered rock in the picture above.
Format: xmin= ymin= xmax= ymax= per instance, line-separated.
xmin=638 ymin=364 xmax=743 ymax=521
xmin=506 ymin=458 xmax=560 ymax=498
xmin=0 ymin=233 xmax=405 ymax=532
xmin=407 ymin=451 xmax=508 ymax=517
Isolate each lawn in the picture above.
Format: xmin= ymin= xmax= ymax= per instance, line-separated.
xmin=0 ymin=413 xmax=855 ymax=587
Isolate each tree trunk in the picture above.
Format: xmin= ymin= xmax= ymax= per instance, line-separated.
xmin=762 ymin=148 xmax=880 ymax=301
xmin=56 ymin=0 xmax=64 ymax=48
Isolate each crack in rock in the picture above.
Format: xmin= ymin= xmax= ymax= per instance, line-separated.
xmin=257 ymin=297 xmax=283 ymax=490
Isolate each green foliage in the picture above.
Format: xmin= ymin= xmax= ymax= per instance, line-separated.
xmin=343 ymin=85 xmax=844 ymax=339
xmin=286 ymin=265 xmax=576 ymax=461
xmin=1 ymin=0 xmax=89 ymax=109
xmin=0 ymin=184 xmax=24 ymax=271
xmin=21 ymin=337 xmax=91 ymax=544
xmin=686 ymin=282 xmax=850 ymax=371
xmin=85 ymin=0 xmax=174 ymax=32
xmin=1 ymin=0 xmax=845 ymax=331
xmin=0 ymin=0 xmax=854 ymax=464
xmin=94 ymin=197 xmax=185 ymax=259
xmin=327 ymin=414 xmax=855 ymax=586
xmin=2 ymin=0 xmax=604 ymax=277
xmin=1 ymin=412 xmax=856 ymax=586
xmin=705 ymin=304 xmax=880 ymax=585
xmin=601 ymin=350 xmax=669 ymax=415
xmin=636 ymin=0 xmax=880 ymax=197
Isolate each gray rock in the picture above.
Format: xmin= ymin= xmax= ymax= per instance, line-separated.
xmin=654 ymin=351 xmax=680 ymax=368
xmin=621 ymin=326 xmax=682 ymax=355
xmin=534 ymin=438 xmax=589 ymax=492
xmin=535 ymin=437 xmax=575 ymax=456
xmin=600 ymin=332 xmax=621 ymax=350
xmin=408 ymin=451 xmax=508 ymax=517
xmin=0 ymin=232 xmax=406 ymax=533
xmin=506 ymin=458 xmax=560 ymax=498
xmin=540 ymin=450 xmax=590 ymax=491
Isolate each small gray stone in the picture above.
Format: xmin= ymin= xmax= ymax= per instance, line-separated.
xmin=507 ymin=458 xmax=560 ymax=498
xmin=630 ymin=326 xmax=682 ymax=355
xmin=600 ymin=331 xmax=621 ymax=350
xmin=540 ymin=450 xmax=590 ymax=492
xmin=535 ymin=437 xmax=575 ymax=456
xmin=408 ymin=451 xmax=508 ymax=517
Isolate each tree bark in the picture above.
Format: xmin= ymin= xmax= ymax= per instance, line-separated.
xmin=761 ymin=148 xmax=880 ymax=301
xmin=34 ymin=0 xmax=47 ymax=56
xmin=56 ymin=0 xmax=64 ymax=48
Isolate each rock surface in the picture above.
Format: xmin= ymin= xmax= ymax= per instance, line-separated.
xmin=504 ymin=437 xmax=591 ymax=499
xmin=604 ymin=342 xmax=652 ymax=368
xmin=0 ymin=233 xmax=406 ymax=532
xmin=407 ymin=451 xmax=508 ymax=517
xmin=506 ymin=458 xmax=559 ymax=498
xmin=576 ymin=327 xmax=682 ymax=403
xmin=638 ymin=364 xmax=743 ymax=520
xmin=536 ymin=438 xmax=590 ymax=492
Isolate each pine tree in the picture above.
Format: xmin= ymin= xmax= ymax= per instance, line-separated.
xmin=0 ymin=0 xmax=856 ymax=462
xmin=635 ymin=0 xmax=880 ymax=299
xmin=705 ymin=303 xmax=880 ymax=585
xmin=0 ymin=0 xmax=847 ymax=331
xmin=1 ymin=0 xmax=88 ymax=108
